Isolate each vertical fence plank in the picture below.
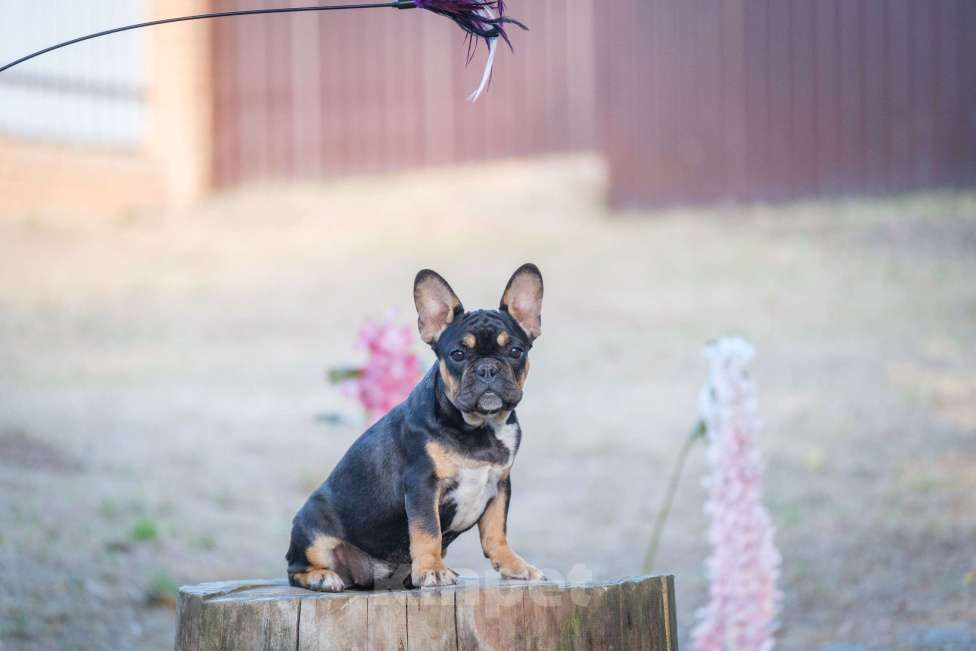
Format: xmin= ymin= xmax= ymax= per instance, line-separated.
xmin=861 ymin=0 xmax=888 ymax=195
xmin=211 ymin=3 xmax=237 ymax=187
xmin=887 ymin=0 xmax=912 ymax=194
xmin=669 ymin=0 xmax=694 ymax=203
xmin=289 ymin=0 xmax=323 ymax=179
xmin=910 ymin=2 xmax=937 ymax=189
xmin=237 ymin=0 xmax=269 ymax=183
xmin=721 ymin=0 xmax=748 ymax=203
xmin=931 ymin=1 xmax=953 ymax=188
xmin=565 ymin=0 xmax=597 ymax=150
xmin=599 ymin=0 xmax=639 ymax=206
xmin=652 ymin=0 xmax=682 ymax=204
xmin=524 ymin=0 xmax=553 ymax=156
xmin=789 ymin=0 xmax=817 ymax=200
xmin=405 ymin=12 xmax=428 ymax=170
xmin=813 ymin=0 xmax=840 ymax=196
xmin=766 ymin=0 xmax=793 ymax=200
xmin=744 ymin=0 xmax=770 ymax=201
xmin=420 ymin=16 xmax=456 ymax=167
xmin=651 ymin=0 xmax=681 ymax=203
xmin=958 ymin=0 xmax=976 ymax=186
xmin=837 ymin=0 xmax=865 ymax=195
xmin=267 ymin=10 xmax=291 ymax=179
xmin=690 ymin=0 xmax=725 ymax=203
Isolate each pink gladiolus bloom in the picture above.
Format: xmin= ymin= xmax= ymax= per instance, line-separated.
xmin=343 ymin=312 xmax=423 ymax=424
xmin=692 ymin=337 xmax=783 ymax=651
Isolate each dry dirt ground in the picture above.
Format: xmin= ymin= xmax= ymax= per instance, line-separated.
xmin=1 ymin=156 xmax=974 ymax=651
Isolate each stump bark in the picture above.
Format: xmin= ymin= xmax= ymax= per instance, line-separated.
xmin=175 ymin=575 xmax=677 ymax=651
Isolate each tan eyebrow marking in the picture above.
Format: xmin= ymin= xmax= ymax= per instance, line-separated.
xmin=462 ymin=334 xmax=476 ymax=348
xmin=496 ymin=331 xmax=510 ymax=347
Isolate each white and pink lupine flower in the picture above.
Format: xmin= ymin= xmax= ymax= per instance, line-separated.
xmin=341 ymin=311 xmax=422 ymax=424
xmin=692 ymin=337 xmax=783 ymax=651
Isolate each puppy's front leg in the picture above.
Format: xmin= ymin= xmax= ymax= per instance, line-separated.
xmin=479 ymin=477 xmax=545 ymax=581
xmin=405 ymin=470 xmax=457 ymax=588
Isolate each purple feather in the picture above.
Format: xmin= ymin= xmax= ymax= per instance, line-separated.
xmin=415 ymin=0 xmax=525 ymax=48
xmin=414 ymin=0 xmax=527 ymax=101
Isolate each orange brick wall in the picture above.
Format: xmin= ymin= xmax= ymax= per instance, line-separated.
xmin=0 ymin=137 xmax=164 ymax=218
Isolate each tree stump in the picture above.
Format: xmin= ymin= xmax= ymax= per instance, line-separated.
xmin=175 ymin=575 xmax=677 ymax=651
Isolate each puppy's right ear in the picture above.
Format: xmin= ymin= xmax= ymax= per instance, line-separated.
xmin=414 ymin=270 xmax=463 ymax=345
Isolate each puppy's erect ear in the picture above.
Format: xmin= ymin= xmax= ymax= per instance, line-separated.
xmin=414 ymin=269 xmax=463 ymax=345
xmin=499 ymin=263 xmax=544 ymax=340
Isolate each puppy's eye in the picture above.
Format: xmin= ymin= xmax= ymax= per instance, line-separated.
xmin=509 ymin=346 xmax=524 ymax=359
xmin=449 ymin=350 xmax=465 ymax=362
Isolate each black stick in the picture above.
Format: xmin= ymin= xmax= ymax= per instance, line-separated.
xmin=0 ymin=2 xmax=412 ymax=74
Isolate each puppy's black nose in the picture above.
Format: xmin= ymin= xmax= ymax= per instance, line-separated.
xmin=475 ymin=361 xmax=499 ymax=382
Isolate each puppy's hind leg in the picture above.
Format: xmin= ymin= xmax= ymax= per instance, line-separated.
xmin=287 ymin=534 xmax=346 ymax=593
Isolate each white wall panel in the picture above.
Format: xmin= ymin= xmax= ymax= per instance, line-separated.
xmin=0 ymin=1 xmax=148 ymax=148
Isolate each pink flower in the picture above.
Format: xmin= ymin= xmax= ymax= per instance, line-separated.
xmin=342 ymin=311 xmax=423 ymax=424
xmin=692 ymin=337 xmax=783 ymax=651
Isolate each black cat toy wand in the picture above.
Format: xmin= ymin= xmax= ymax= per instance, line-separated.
xmin=0 ymin=0 xmax=526 ymax=101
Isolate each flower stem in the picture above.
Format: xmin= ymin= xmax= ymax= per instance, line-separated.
xmin=327 ymin=367 xmax=364 ymax=384
xmin=642 ymin=420 xmax=706 ymax=574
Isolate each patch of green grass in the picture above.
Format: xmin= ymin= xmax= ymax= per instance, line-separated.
xmin=129 ymin=517 xmax=159 ymax=542
xmin=907 ymin=476 xmax=940 ymax=494
xmin=803 ymin=447 xmax=827 ymax=473
xmin=896 ymin=464 xmax=943 ymax=495
xmin=3 ymin=610 xmax=31 ymax=639
xmin=211 ymin=491 xmax=235 ymax=511
xmin=146 ymin=572 xmax=180 ymax=609
xmin=768 ymin=499 xmax=804 ymax=530
xmin=10 ymin=503 xmax=37 ymax=526
xmin=98 ymin=498 xmax=122 ymax=520
xmin=100 ymin=497 xmax=150 ymax=521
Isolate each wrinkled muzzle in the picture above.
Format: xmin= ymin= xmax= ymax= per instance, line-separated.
xmin=455 ymin=358 xmax=523 ymax=414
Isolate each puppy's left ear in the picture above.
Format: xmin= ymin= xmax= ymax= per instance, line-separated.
xmin=414 ymin=269 xmax=464 ymax=345
xmin=500 ymin=263 xmax=544 ymax=340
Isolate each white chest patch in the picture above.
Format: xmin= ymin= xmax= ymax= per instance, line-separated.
xmin=443 ymin=421 xmax=519 ymax=533
xmin=445 ymin=464 xmax=505 ymax=533
xmin=493 ymin=422 xmax=519 ymax=461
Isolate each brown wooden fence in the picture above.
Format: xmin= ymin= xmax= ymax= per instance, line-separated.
xmin=597 ymin=0 xmax=976 ymax=207
xmin=209 ymin=0 xmax=976 ymax=205
xmin=209 ymin=0 xmax=597 ymax=187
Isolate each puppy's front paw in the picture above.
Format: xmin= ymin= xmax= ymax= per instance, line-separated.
xmin=412 ymin=562 xmax=458 ymax=588
xmin=494 ymin=554 xmax=546 ymax=581
xmin=291 ymin=568 xmax=345 ymax=592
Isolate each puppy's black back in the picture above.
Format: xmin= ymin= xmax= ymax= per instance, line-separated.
xmin=288 ymin=368 xmax=436 ymax=569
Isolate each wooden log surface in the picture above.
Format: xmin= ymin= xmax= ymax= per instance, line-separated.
xmin=175 ymin=575 xmax=677 ymax=651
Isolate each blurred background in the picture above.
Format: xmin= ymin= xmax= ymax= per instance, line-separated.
xmin=1 ymin=1 xmax=974 ymax=650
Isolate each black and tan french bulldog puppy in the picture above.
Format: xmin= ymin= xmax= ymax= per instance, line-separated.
xmin=286 ymin=264 xmax=546 ymax=591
